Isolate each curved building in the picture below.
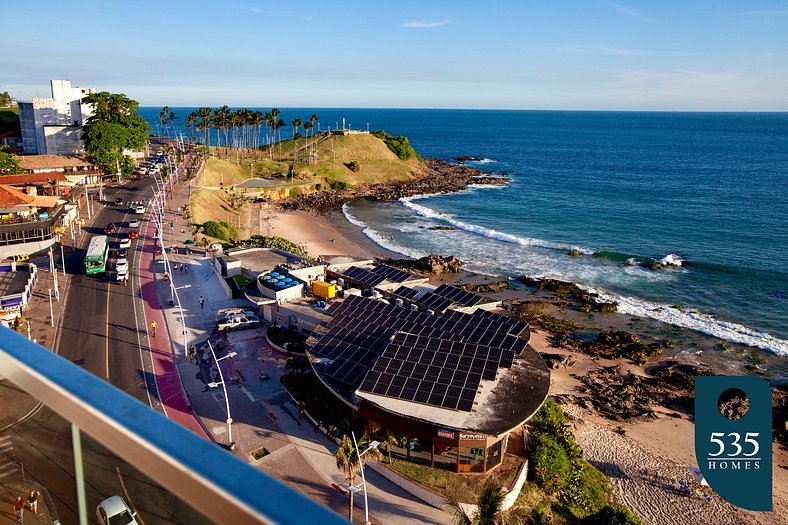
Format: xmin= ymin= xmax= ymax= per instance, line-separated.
xmin=307 ymin=287 xmax=550 ymax=473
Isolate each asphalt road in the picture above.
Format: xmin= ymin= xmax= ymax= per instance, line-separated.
xmin=13 ymin=172 xmax=211 ymax=524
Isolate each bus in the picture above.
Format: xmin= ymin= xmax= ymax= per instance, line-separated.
xmin=85 ymin=235 xmax=109 ymax=275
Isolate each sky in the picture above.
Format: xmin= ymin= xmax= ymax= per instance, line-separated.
xmin=2 ymin=0 xmax=788 ymax=110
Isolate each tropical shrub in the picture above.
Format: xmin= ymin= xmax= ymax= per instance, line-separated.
xmin=372 ymin=129 xmax=421 ymax=160
xmin=202 ymin=220 xmax=238 ymax=242
xmin=584 ymin=504 xmax=644 ymax=525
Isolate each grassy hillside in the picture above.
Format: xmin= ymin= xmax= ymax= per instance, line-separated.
xmin=0 ymin=107 xmax=19 ymax=134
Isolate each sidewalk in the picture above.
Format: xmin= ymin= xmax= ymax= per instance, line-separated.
xmin=151 ymin=172 xmax=450 ymax=524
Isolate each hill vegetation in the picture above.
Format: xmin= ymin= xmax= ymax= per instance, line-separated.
xmin=0 ymin=107 xmax=19 ymax=134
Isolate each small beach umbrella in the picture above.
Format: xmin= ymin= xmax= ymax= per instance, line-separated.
xmin=184 ymin=239 xmax=195 ymax=245
xmin=689 ymin=466 xmax=709 ymax=486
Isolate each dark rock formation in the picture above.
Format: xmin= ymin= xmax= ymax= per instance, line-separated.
xmin=377 ymin=254 xmax=465 ymax=274
xmin=280 ymin=159 xmax=509 ymax=213
xmin=458 ymin=281 xmax=510 ymax=293
xmin=579 ymin=330 xmax=664 ymax=362
xmin=541 ymin=353 xmax=577 ymax=369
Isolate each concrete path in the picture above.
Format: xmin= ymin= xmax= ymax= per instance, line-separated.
xmin=150 ymin=169 xmax=451 ymax=524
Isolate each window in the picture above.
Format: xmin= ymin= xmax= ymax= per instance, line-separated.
xmin=486 ymin=440 xmax=502 ymax=470
xmin=458 ymin=447 xmax=485 ymax=473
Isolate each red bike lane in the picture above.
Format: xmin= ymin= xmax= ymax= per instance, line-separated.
xmin=138 ymin=213 xmax=212 ymax=441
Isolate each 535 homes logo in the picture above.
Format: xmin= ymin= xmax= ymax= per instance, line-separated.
xmin=695 ymin=376 xmax=772 ymax=511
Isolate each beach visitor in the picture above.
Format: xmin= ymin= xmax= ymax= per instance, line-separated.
xmin=199 ymin=295 xmax=204 ymax=309
xmin=13 ymin=496 xmax=24 ymax=523
xmin=26 ymin=490 xmax=40 ymax=515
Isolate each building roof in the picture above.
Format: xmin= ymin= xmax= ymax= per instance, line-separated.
xmin=0 ymin=185 xmax=36 ymax=207
xmin=16 ymin=155 xmax=93 ymax=171
xmin=308 ymin=294 xmax=550 ymax=436
xmin=0 ymin=172 xmax=69 ymax=185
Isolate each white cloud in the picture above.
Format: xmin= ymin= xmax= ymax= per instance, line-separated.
xmin=610 ymin=2 xmax=657 ymax=23
xmin=400 ymin=20 xmax=450 ymax=28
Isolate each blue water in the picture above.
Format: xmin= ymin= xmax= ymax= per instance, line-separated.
xmin=138 ymin=108 xmax=788 ymax=355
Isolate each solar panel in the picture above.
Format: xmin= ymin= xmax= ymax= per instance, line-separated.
xmin=433 ymin=284 xmax=484 ymax=306
xmin=344 ymin=266 xmax=386 ymax=287
xmin=371 ymin=264 xmax=413 ymax=283
xmin=392 ymin=286 xmax=420 ymax=300
xmin=420 ymin=293 xmax=453 ymax=311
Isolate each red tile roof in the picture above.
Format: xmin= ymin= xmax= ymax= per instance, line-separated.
xmin=0 ymin=185 xmax=36 ymax=208
xmin=0 ymin=172 xmax=69 ymax=185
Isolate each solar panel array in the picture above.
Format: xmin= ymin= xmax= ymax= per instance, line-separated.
xmin=392 ymin=286 xmax=420 ymax=300
xmin=342 ymin=264 xmax=414 ymax=288
xmin=312 ymin=295 xmax=530 ymax=412
xmin=419 ymin=293 xmax=453 ymax=312
xmin=432 ymin=284 xmax=484 ymax=307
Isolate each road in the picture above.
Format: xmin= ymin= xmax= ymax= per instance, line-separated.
xmin=9 ymin=162 xmax=211 ymax=523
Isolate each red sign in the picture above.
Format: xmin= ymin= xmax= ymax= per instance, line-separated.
xmin=436 ymin=429 xmax=455 ymax=439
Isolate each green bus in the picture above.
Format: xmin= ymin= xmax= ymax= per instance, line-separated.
xmin=85 ymin=235 xmax=109 ymax=275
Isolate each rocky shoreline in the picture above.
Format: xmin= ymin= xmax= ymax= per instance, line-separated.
xmin=279 ymin=158 xmax=508 ymax=213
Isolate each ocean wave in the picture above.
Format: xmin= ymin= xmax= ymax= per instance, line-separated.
xmin=660 ymin=253 xmax=683 ymax=267
xmin=400 ymin=197 xmax=595 ymax=255
xmin=467 ymin=183 xmax=508 ymax=190
xmin=467 ymin=158 xmax=497 ymax=163
xmin=341 ymin=203 xmax=368 ymax=228
xmin=591 ymin=288 xmax=788 ymax=356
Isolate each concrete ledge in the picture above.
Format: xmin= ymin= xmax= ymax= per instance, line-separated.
xmin=367 ymin=462 xmax=448 ymax=510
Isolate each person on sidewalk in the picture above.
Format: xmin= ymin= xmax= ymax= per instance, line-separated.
xmin=150 ymin=321 xmax=157 ymax=337
xmin=26 ymin=490 xmax=40 ymax=515
xmin=199 ymin=295 xmax=204 ymax=309
xmin=13 ymin=496 xmax=25 ymax=523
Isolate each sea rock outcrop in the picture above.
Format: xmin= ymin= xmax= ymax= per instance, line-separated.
xmin=377 ymin=254 xmax=465 ymax=274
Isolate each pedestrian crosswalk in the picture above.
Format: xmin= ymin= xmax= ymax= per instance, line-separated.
xmin=0 ymin=435 xmax=19 ymax=480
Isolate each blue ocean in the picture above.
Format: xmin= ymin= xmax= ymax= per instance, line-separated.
xmin=139 ymin=108 xmax=788 ymax=356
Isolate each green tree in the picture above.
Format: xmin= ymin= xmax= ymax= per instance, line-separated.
xmin=334 ymin=434 xmax=382 ymax=522
xmin=0 ymin=146 xmax=21 ymax=175
xmin=291 ymin=118 xmax=302 ymax=163
xmin=0 ymin=92 xmax=11 ymax=107
xmin=82 ymin=92 xmax=150 ymax=176
xmin=447 ymin=481 xmax=507 ymax=525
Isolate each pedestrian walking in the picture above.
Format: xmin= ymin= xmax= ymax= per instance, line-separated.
xmin=199 ymin=295 xmax=204 ymax=309
xmin=164 ymin=271 xmax=169 ymax=282
xmin=188 ymin=345 xmax=197 ymax=363
xmin=13 ymin=496 xmax=25 ymax=523
xmin=26 ymin=490 xmax=40 ymax=515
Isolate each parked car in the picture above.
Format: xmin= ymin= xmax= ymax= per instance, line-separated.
xmin=96 ymin=496 xmax=139 ymax=525
xmin=129 ymin=229 xmax=139 ymax=239
xmin=115 ymin=197 xmax=124 ymax=205
xmin=118 ymin=234 xmax=131 ymax=249
xmin=216 ymin=313 xmax=260 ymax=332
xmin=134 ymin=205 xmax=145 ymax=214
xmin=105 ymin=223 xmax=117 ymax=234
xmin=116 ymin=248 xmax=128 ymax=258
xmin=128 ymin=219 xmax=140 ymax=228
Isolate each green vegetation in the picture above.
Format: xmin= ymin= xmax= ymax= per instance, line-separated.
xmin=372 ymin=129 xmax=422 ymax=160
xmin=201 ymin=220 xmax=238 ymax=242
xmin=447 ymin=481 xmax=507 ymax=525
xmin=334 ymin=434 xmax=383 ymax=521
xmin=250 ymin=447 xmax=270 ymax=460
xmin=330 ymin=180 xmax=351 ymax=190
xmin=232 ymin=275 xmax=251 ymax=288
xmin=288 ymin=187 xmax=302 ymax=198
xmin=234 ymin=234 xmax=309 ymax=258
xmin=0 ymin=107 xmax=19 ymax=133
xmin=528 ymin=400 xmax=642 ymax=523
xmin=82 ymin=92 xmax=150 ymax=176
xmin=345 ymin=160 xmax=360 ymax=172
xmin=0 ymin=146 xmax=21 ymax=175
xmin=584 ymin=504 xmax=643 ymax=525
xmin=0 ymin=92 xmax=11 ymax=107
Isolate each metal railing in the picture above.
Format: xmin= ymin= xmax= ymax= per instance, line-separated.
xmin=0 ymin=327 xmax=349 ymax=525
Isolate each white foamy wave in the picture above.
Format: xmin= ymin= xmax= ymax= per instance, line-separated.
xmin=362 ymin=227 xmax=425 ymax=259
xmin=660 ymin=253 xmax=683 ymax=267
xmin=466 ymin=158 xmax=496 ymax=163
xmin=591 ymin=288 xmax=788 ymax=356
xmin=341 ymin=203 xmax=368 ymax=228
xmin=400 ymin=197 xmax=595 ymax=255
xmin=467 ymin=183 xmax=507 ymax=190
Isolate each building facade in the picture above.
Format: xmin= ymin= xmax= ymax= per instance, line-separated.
xmin=18 ymin=80 xmax=96 ymax=155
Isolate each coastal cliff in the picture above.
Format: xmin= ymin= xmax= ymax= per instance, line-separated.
xmin=280 ymin=158 xmax=508 ymax=213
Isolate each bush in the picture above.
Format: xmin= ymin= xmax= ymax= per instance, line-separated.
xmin=563 ymin=459 xmax=609 ymax=518
xmin=330 ymin=180 xmax=351 ymax=190
xmin=234 ymin=234 xmax=309 ymax=258
xmin=315 ymin=183 xmax=323 ymax=191
xmin=202 ymin=220 xmax=238 ymax=242
xmin=584 ymin=504 xmax=643 ymax=525
xmin=345 ymin=161 xmax=360 ymax=172
xmin=530 ymin=434 xmax=571 ymax=493
xmin=372 ymin=129 xmax=421 ymax=160
xmin=289 ymin=187 xmax=302 ymax=198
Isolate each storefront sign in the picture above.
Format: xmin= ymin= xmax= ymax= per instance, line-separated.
xmin=460 ymin=433 xmax=487 ymax=440
xmin=436 ymin=429 xmax=455 ymax=439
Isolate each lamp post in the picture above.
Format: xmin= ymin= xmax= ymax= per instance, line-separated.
xmin=206 ymin=341 xmax=237 ymax=450
xmin=351 ymin=432 xmax=379 ymax=525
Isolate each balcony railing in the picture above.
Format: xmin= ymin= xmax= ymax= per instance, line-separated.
xmin=0 ymin=327 xmax=349 ymax=525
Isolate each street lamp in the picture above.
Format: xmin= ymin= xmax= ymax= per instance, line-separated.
xmin=351 ymin=432 xmax=379 ymax=525
xmin=206 ymin=341 xmax=238 ymax=450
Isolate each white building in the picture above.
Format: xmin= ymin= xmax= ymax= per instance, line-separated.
xmin=18 ymin=80 xmax=96 ymax=155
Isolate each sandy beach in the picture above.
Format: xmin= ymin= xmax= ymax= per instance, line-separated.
xmin=259 ymin=205 xmax=787 ymax=524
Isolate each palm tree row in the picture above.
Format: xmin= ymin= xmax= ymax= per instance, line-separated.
xmin=180 ymin=107 xmax=320 ymax=162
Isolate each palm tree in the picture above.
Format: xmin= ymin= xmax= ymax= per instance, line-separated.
xmin=270 ymin=108 xmax=281 ymax=158
xmin=185 ymin=112 xmax=197 ymax=142
xmin=447 ymin=481 xmax=507 ymax=525
xmin=334 ymin=434 xmax=382 ymax=522
xmin=308 ymin=114 xmax=319 ymax=161
xmin=197 ymin=107 xmax=213 ymax=146
xmin=383 ymin=433 xmax=398 ymax=465
xmin=303 ymin=121 xmax=314 ymax=163
xmin=291 ymin=118 xmax=302 ymax=162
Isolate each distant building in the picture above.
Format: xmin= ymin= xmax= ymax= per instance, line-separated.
xmin=18 ymin=80 xmax=96 ymax=155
